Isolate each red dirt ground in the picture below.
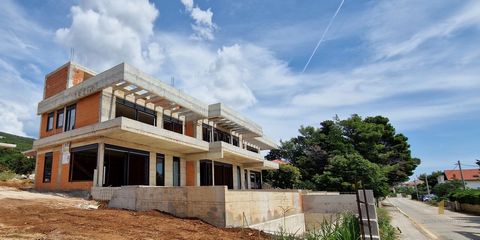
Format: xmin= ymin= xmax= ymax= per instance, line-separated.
xmin=0 ymin=182 xmax=270 ymax=240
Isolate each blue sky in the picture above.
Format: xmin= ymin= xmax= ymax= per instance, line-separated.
xmin=0 ymin=0 xmax=479 ymax=178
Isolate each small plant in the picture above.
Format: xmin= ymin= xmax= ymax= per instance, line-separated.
xmin=275 ymin=212 xmax=360 ymax=240
xmin=0 ymin=170 xmax=16 ymax=181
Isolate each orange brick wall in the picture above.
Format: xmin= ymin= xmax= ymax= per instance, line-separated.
xmin=186 ymin=161 xmax=195 ymax=186
xmin=76 ymin=92 xmax=101 ymax=128
xmin=44 ymin=66 xmax=68 ymax=99
xmin=39 ymin=112 xmax=63 ymax=138
xmin=35 ymin=151 xmax=60 ymax=190
xmin=185 ymin=121 xmax=195 ymax=137
xmin=39 ymin=92 xmax=101 ymax=138
xmin=35 ymin=149 xmax=94 ymax=191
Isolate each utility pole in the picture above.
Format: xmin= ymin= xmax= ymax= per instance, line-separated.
xmin=414 ymin=179 xmax=419 ymax=200
xmin=457 ymin=160 xmax=466 ymax=190
xmin=424 ymin=174 xmax=430 ymax=195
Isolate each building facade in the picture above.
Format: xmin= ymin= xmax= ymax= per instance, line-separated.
xmin=442 ymin=169 xmax=480 ymax=189
xmin=33 ymin=62 xmax=278 ymax=191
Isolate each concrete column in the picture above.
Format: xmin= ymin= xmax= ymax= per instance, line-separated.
xmin=149 ymin=152 xmax=156 ymax=186
xmin=239 ymin=135 xmax=243 ymax=149
xmin=100 ymin=90 xmax=115 ymax=122
xmin=97 ymin=142 xmax=105 ymax=187
xmin=156 ymin=107 xmax=163 ymax=128
xmin=246 ymin=169 xmax=251 ymax=189
xmin=195 ymin=160 xmax=201 ymax=186
xmin=195 ymin=120 xmax=202 ymax=140
xmin=180 ymin=158 xmax=186 ymax=186
xmin=212 ymin=160 xmax=215 ymax=185
xmin=164 ymin=154 xmax=173 ymax=186
xmin=232 ymin=164 xmax=238 ymax=189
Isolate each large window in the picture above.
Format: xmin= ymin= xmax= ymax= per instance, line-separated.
xmin=64 ymin=104 xmax=76 ymax=131
xmin=46 ymin=112 xmax=54 ymax=131
xmin=56 ymin=109 xmax=64 ymax=129
xmin=250 ymin=171 xmax=262 ymax=189
xmin=116 ymin=98 xmax=156 ymax=126
xmin=164 ymin=115 xmax=183 ymax=134
xmin=202 ymin=124 xmax=212 ymax=142
xmin=213 ymin=128 xmax=231 ymax=143
xmin=244 ymin=169 xmax=249 ymax=189
xmin=200 ymin=160 xmax=213 ymax=186
xmin=156 ymin=153 xmax=165 ymax=186
xmin=43 ymin=152 xmax=53 ymax=183
xmin=103 ymin=145 xmax=149 ymax=187
xmin=214 ymin=162 xmax=233 ymax=189
xmin=173 ymin=157 xmax=181 ymax=186
xmin=69 ymin=144 xmax=98 ymax=181
xmin=232 ymin=136 xmax=239 ymax=147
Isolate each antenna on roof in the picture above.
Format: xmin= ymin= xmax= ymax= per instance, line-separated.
xmin=70 ymin=47 xmax=75 ymax=62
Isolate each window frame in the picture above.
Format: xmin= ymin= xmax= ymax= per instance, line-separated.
xmin=163 ymin=115 xmax=183 ymax=134
xmin=64 ymin=104 xmax=76 ymax=132
xmin=69 ymin=144 xmax=99 ymax=182
xmin=172 ymin=156 xmax=181 ymax=186
xmin=156 ymin=153 xmax=165 ymax=186
xmin=56 ymin=109 xmax=64 ymax=129
xmin=43 ymin=152 xmax=53 ymax=183
xmin=115 ymin=98 xmax=157 ymax=126
xmin=46 ymin=112 xmax=54 ymax=131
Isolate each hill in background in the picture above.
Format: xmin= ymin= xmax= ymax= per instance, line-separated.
xmin=0 ymin=132 xmax=35 ymax=152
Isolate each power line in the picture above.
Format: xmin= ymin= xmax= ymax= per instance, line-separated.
xmin=302 ymin=0 xmax=345 ymax=73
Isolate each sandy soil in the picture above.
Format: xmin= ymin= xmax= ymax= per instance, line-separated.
xmin=0 ymin=184 xmax=270 ymax=240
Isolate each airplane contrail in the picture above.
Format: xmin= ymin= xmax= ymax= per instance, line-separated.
xmin=302 ymin=0 xmax=345 ymax=73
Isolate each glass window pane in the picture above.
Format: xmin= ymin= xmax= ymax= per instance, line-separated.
xmin=43 ymin=153 xmax=53 ymax=183
xmin=70 ymin=144 xmax=98 ymax=181
xmin=56 ymin=110 xmax=64 ymax=129
xmin=46 ymin=112 xmax=54 ymax=131
xmin=156 ymin=154 xmax=165 ymax=186
xmin=173 ymin=157 xmax=180 ymax=186
xmin=137 ymin=111 xmax=155 ymax=126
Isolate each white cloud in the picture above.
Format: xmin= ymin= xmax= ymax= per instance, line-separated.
xmin=55 ymin=0 xmax=162 ymax=73
xmin=180 ymin=0 xmax=217 ymax=40
xmin=0 ymin=59 xmax=41 ymax=137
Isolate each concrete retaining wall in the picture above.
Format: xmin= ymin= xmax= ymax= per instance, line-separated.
xmin=302 ymin=193 xmax=357 ymax=230
xmin=107 ymin=185 xmax=227 ymax=227
xmin=225 ymin=190 xmax=303 ymax=227
xmin=250 ymin=213 xmax=305 ymax=235
xmin=91 ymin=187 xmax=121 ymax=201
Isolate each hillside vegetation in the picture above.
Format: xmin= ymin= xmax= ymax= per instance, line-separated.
xmin=0 ymin=131 xmax=34 ymax=152
xmin=0 ymin=132 xmax=35 ymax=175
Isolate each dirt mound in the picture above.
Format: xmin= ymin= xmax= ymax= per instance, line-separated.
xmin=0 ymin=187 xmax=270 ymax=240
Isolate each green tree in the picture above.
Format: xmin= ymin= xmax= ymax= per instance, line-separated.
xmin=433 ymin=180 xmax=463 ymax=198
xmin=313 ymin=153 xmax=390 ymax=197
xmin=263 ymin=164 xmax=301 ymax=189
xmin=418 ymin=171 xmax=443 ymax=189
xmin=0 ymin=148 xmax=35 ymax=174
xmin=267 ymin=114 xmax=420 ymax=197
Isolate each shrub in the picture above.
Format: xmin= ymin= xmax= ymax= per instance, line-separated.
xmin=448 ymin=189 xmax=480 ymax=205
xmin=0 ymin=148 xmax=35 ymax=174
xmin=0 ymin=170 xmax=16 ymax=181
xmin=432 ymin=180 xmax=463 ymax=198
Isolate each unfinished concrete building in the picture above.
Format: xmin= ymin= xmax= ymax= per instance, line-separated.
xmin=34 ymin=61 xmax=278 ymax=191
xmin=33 ymin=62 xmax=379 ymax=237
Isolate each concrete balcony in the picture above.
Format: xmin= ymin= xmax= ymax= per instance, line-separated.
xmin=33 ymin=117 xmax=209 ymax=154
xmin=185 ymin=141 xmax=278 ymax=170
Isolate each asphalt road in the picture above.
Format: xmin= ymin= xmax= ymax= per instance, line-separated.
xmin=388 ymin=197 xmax=480 ymax=240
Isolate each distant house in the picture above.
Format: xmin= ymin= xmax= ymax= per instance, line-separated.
xmin=442 ymin=169 xmax=480 ymax=189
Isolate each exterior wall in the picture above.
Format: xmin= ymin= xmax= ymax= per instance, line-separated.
xmin=35 ymin=150 xmax=60 ymax=190
xmin=186 ymin=161 xmax=195 ymax=186
xmin=302 ymin=193 xmax=357 ymax=230
xmin=466 ymin=180 xmax=480 ymax=189
xmin=40 ymin=112 xmax=63 ymax=138
xmin=39 ymin=92 xmax=101 ymax=139
xmin=75 ymin=92 xmax=101 ymax=128
xmin=44 ymin=65 xmax=68 ymax=99
xmin=185 ymin=121 xmax=195 ymax=137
